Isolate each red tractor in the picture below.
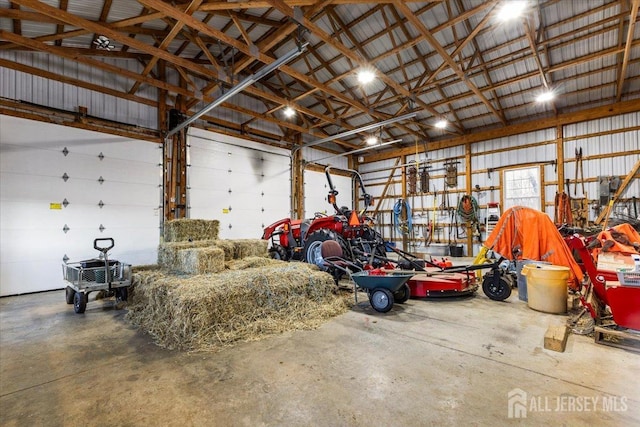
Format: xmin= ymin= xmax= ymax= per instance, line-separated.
xmin=262 ymin=166 xmax=383 ymax=267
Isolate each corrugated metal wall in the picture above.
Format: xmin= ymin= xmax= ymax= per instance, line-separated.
xmin=359 ymin=112 xmax=639 ymax=256
xmin=564 ymin=112 xmax=640 ymax=223
xmin=0 ymin=51 xmax=158 ymax=129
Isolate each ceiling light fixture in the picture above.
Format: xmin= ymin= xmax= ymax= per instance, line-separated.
xmin=497 ymin=1 xmax=527 ymax=21
xmin=283 ymin=106 xmax=295 ymax=118
xmin=435 ymin=119 xmax=448 ymax=129
xmin=357 ymin=69 xmax=376 ymax=85
xmin=366 ymin=135 xmax=378 ymax=145
xmin=536 ymin=90 xmax=555 ymax=103
xmin=93 ymin=35 xmax=115 ymax=51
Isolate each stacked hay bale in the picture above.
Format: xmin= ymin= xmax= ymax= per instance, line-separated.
xmin=159 ymin=219 xmax=268 ymax=274
xmin=126 ymin=219 xmax=349 ymax=351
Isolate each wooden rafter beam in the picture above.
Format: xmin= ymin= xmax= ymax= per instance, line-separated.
xmin=139 ymin=0 xmax=420 ymax=145
xmin=197 ymin=0 xmax=436 ymax=11
xmin=188 ymin=0 xmax=332 ymax=111
xmin=423 ymin=0 xmax=499 ymax=88
xmin=55 ymin=0 xmax=68 ymax=46
xmin=90 ymin=0 xmax=113 ymax=49
xmin=385 ymin=5 xmax=460 ymax=135
xmin=454 ymin=0 xmax=504 ymax=125
xmin=616 ymin=0 xmax=639 ymax=101
xmin=10 ymin=0 xmax=217 ymax=82
xmin=267 ymin=0 xmax=450 ymax=130
xmin=524 ymin=11 xmax=557 ymax=115
xmin=129 ymin=0 xmax=203 ymax=95
xmin=393 ymin=0 xmax=506 ymax=126
xmin=9 ymin=2 xmax=21 ymax=36
xmin=0 ymin=30 xmax=194 ymax=99
xmin=364 ymin=98 xmax=640 ymax=163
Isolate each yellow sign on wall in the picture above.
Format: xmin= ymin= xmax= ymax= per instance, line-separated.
xmin=50 ymin=203 xmax=62 ymax=210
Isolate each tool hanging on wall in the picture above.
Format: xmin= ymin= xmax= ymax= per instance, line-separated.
xmin=407 ymin=166 xmax=418 ymax=194
xmin=420 ymin=166 xmax=430 ymax=193
xmin=574 ymin=147 xmax=585 ymax=195
xmin=444 ymin=160 xmax=459 ymax=188
xmin=571 ymin=147 xmax=588 ymax=228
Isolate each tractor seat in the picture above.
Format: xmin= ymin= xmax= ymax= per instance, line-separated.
xmin=321 ymin=240 xmax=343 ymax=259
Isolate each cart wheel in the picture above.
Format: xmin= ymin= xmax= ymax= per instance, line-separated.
xmin=482 ymin=272 xmax=512 ymax=301
xmin=65 ymin=286 xmax=75 ymax=304
xmin=393 ymin=284 xmax=411 ymax=304
xmin=115 ymin=287 xmax=128 ymax=302
xmin=369 ymin=288 xmax=394 ymax=313
xmin=73 ymin=292 xmax=87 ymax=314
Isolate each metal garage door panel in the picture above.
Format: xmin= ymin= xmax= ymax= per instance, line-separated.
xmin=0 ymin=116 xmax=160 ymax=296
xmin=304 ymin=170 xmax=353 ymax=217
xmin=188 ymin=132 xmax=290 ymax=240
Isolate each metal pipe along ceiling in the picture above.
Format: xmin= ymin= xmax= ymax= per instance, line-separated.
xmin=166 ymin=42 xmax=310 ymax=138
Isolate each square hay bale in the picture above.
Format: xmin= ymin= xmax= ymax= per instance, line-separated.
xmin=126 ymin=263 xmax=349 ymax=351
xmin=178 ymin=247 xmax=225 ymax=275
xmin=226 ymin=256 xmax=280 ymax=270
xmin=213 ymin=239 xmax=268 ymax=261
xmin=164 ymin=219 xmax=219 ymax=242
xmin=158 ymin=240 xmax=217 ymax=270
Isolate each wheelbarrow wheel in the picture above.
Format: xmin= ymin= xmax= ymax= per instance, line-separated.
xmin=369 ymin=288 xmax=394 ymax=313
xmin=482 ymin=271 xmax=512 ymax=301
xmin=393 ymin=283 xmax=411 ymax=304
xmin=65 ymin=286 xmax=75 ymax=304
xmin=73 ymin=292 xmax=87 ymax=314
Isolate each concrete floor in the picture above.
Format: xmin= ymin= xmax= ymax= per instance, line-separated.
xmin=1 ymin=285 xmax=639 ymax=426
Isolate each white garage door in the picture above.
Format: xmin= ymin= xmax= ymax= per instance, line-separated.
xmin=187 ymin=128 xmax=291 ymax=239
xmin=0 ymin=115 xmax=161 ymax=296
xmin=304 ymin=169 xmax=354 ymax=218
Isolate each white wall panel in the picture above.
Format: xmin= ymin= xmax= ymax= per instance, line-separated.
xmin=0 ymin=51 xmax=157 ymax=129
xmin=0 ymin=115 xmax=161 ymax=296
xmin=303 ymin=169 xmax=353 ymax=218
xmin=187 ymin=128 xmax=290 ymax=239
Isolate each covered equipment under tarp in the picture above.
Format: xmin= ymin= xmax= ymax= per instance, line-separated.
xmin=484 ymin=206 xmax=583 ymax=288
xmin=591 ymin=223 xmax=640 ymax=259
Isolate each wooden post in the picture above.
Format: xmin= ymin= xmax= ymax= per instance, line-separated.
xmin=401 ymin=155 xmax=408 ymax=251
xmin=291 ymin=134 xmax=304 ymax=219
xmin=556 ymin=125 xmax=564 ymax=194
xmin=164 ymin=73 xmax=188 ymax=221
xmin=465 ymin=142 xmax=473 ymax=256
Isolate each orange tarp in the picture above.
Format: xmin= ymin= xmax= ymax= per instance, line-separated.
xmin=484 ymin=206 xmax=583 ymax=286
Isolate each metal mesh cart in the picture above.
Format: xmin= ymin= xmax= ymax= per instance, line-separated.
xmin=62 ymin=238 xmax=131 ymax=314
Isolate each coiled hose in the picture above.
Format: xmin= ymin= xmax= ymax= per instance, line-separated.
xmin=393 ymin=199 xmax=412 ymax=235
xmin=457 ymin=194 xmax=479 ymax=222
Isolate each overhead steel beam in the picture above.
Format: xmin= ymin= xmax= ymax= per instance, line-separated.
xmin=309 ymin=139 xmax=402 ymax=163
xmin=299 ymin=112 xmax=417 ymax=150
xmin=166 ymin=42 xmax=309 ymax=137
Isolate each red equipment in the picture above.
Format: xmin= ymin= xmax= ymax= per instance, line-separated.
xmin=408 ymin=269 xmax=478 ymax=297
xmin=565 ymin=235 xmax=640 ymax=350
xmin=262 ymin=166 xmax=380 ymax=265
